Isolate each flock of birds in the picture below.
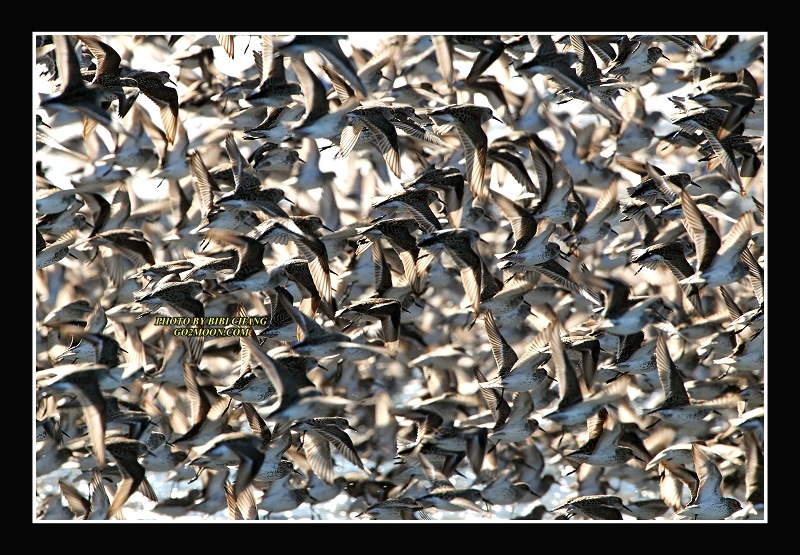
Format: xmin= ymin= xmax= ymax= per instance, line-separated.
xmin=35 ymin=33 xmax=765 ymax=521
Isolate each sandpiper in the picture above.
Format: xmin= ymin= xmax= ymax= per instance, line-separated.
xmin=287 ymin=54 xmax=360 ymax=141
xmin=188 ymin=431 xmax=265 ymax=499
xmin=680 ymin=191 xmax=756 ymax=288
xmin=490 ymin=188 xmax=544 ymax=253
xmin=240 ymin=333 xmax=355 ymax=422
xmin=120 ymin=69 xmax=180 ymax=144
xmin=413 ymin=451 xmax=492 ymax=517
xmin=616 ymin=157 xmax=699 ymax=206
xmin=477 ymin=309 xmax=552 ymax=393
xmin=242 ymin=105 xmax=298 ymax=143
xmin=584 ymin=274 xmax=667 ymax=337
xmin=246 ymin=41 xmax=302 ymax=108
xmin=36 ymin=228 xmax=77 ymax=269
xmin=570 ymin=35 xmax=632 ymax=104
xmin=522 ymin=36 xmax=625 ymax=127
xmin=497 ymin=219 xmax=564 ymax=273
xmin=676 ymin=442 xmax=743 ymax=519
xmin=81 ymin=227 xmax=156 ymax=284
xmin=54 ymin=329 xmax=125 ymax=368
xmin=78 ymin=178 xmax=130 ymax=235
xmin=104 ymin=436 xmax=157 ymax=519
xmin=275 ymin=286 xmax=389 ymax=363
xmin=38 ymin=34 xmax=117 ymax=136
xmin=291 ymin=417 xmax=369 ymax=483
xmin=355 ymin=217 xmax=426 ymax=295
xmin=219 ymin=370 xmax=276 ymax=405
xmin=687 ymin=73 xmax=760 ymax=141
xmin=530 ymin=161 xmax=582 ymax=224
xmin=514 ymin=34 xmax=579 ymax=80
xmin=214 ymin=133 xmax=293 ymax=218
xmin=486 ymin=387 xmax=540 ymax=448
xmin=427 ymin=103 xmax=503 ymax=201
xmin=169 ymin=361 xmax=234 ymax=447
xmin=75 ymin=35 xmax=132 ymax=119
xmin=372 ymin=187 xmax=444 ymax=234
xmin=472 ymin=273 xmax=535 ymax=329
xmin=273 ymin=35 xmax=367 ymax=99
xmin=551 ymin=494 xmax=634 ymax=520
xmin=417 ymin=228 xmax=488 ymax=314
xmin=282 ymin=136 xmax=339 ymax=217
xmin=190 ymin=150 xmax=252 ymax=235
xmin=140 ymin=430 xmax=189 ymax=473
xmin=542 ymin=322 xmax=628 ymax=430
xmin=630 ymin=239 xmax=695 ymax=277
xmin=696 ymin=34 xmax=764 ymax=75
xmin=645 ymin=333 xmax=738 ymax=435
xmin=402 ymin=166 xmax=465 ymax=229
xmin=37 ymin=363 xmax=111 ymax=469
xmin=201 ymin=229 xmax=273 ymax=294
xmin=356 ymin=496 xmax=431 ymax=520
xmin=563 ymin=407 xmax=644 ymax=471
xmin=133 ymin=280 xmax=205 ymax=319
xmin=598 ymin=331 xmax=658 ymax=381
xmin=141 ymin=117 xmax=189 ymax=191
xmin=182 ymin=251 xmax=240 ymax=283
xmin=254 ymin=217 xmax=335 ymax=312
xmin=41 ymin=299 xmax=95 ymax=328
xmin=629 ymin=239 xmax=704 ymax=316
xmin=257 ymin=472 xmax=309 ymax=518
xmin=486 ymin=138 xmax=537 ymax=192
xmin=479 ymin=467 xmax=541 ymax=509
xmin=57 ymin=468 xmax=111 ymax=520
xmin=335 ymin=297 xmax=402 ymax=357
xmin=570 ymin=181 xmax=621 ymax=250
xmin=248 ymin=141 xmax=301 ymax=175
xmin=266 ymin=256 xmax=330 ymax=320
xmin=340 ymin=104 xmax=404 ymax=179
xmin=433 ymin=35 xmax=506 ymax=86
xmin=253 ymin=447 xmax=297 ymax=486
xmin=605 ymin=36 xmax=669 ymax=77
